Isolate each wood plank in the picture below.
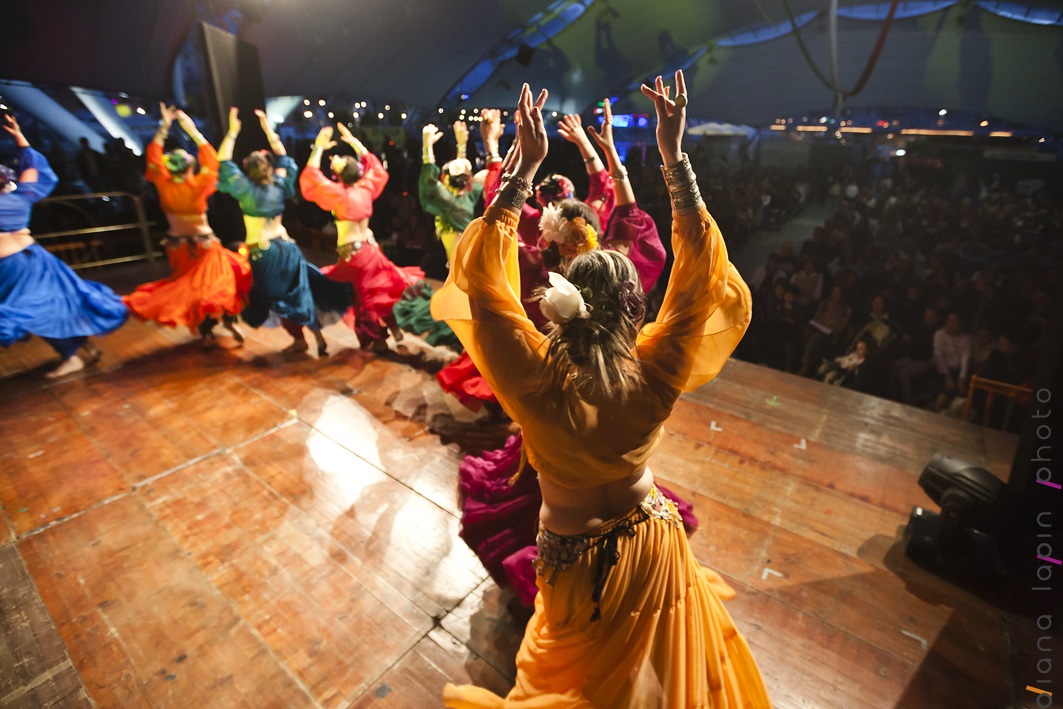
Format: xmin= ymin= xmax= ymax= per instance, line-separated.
xmin=350 ymin=629 xmax=512 ymax=707
xmin=0 ymin=390 xmax=129 ymax=535
xmin=141 ymin=452 xmax=432 ymax=707
xmin=439 ymin=578 xmax=524 ymax=682
xmin=19 ymin=495 xmax=314 ymax=707
xmin=0 ymin=545 xmax=90 ymax=708
xmin=232 ymin=422 xmax=486 ymax=618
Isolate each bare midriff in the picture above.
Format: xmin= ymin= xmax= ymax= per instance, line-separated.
xmin=243 ymin=215 xmax=287 ymax=245
xmin=0 ymin=229 xmax=34 ymax=258
xmin=538 ymin=466 xmax=655 ymax=536
xmin=336 ymin=218 xmax=372 ymax=246
xmin=165 ymin=213 xmax=213 ymax=237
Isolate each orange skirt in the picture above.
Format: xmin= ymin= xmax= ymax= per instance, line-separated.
xmin=124 ymin=238 xmax=251 ymax=331
xmin=444 ymin=487 xmax=770 ymax=708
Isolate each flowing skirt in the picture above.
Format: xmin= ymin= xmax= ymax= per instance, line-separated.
xmin=393 ymin=282 xmax=457 ymax=346
xmin=123 ymin=237 xmax=252 ymax=332
xmin=321 ymin=242 xmax=424 ymax=344
xmin=437 ymin=351 xmax=498 ymax=411
xmin=459 ymin=433 xmax=698 ymax=608
xmin=242 ymin=239 xmax=352 ymax=329
xmin=444 ymin=487 xmax=770 ymax=708
xmin=0 ymin=243 xmax=128 ymax=346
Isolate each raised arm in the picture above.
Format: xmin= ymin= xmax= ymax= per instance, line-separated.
xmin=300 ymin=126 xmax=344 ymax=210
xmin=635 ymin=71 xmax=751 ymax=395
xmin=217 ymin=107 xmax=241 ymax=162
xmin=152 ymin=103 xmax=175 ymax=147
xmin=430 ymin=84 xmax=551 ymax=411
xmin=587 ymin=99 xmax=635 ymax=206
xmin=3 ymin=115 xmax=57 ymax=202
xmin=175 ymin=110 xmax=218 ymax=190
xmin=559 ymin=112 xmax=615 ymax=226
xmin=334 ymin=122 xmax=387 ymax=199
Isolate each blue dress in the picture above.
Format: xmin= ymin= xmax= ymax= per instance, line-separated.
xmin=0 ymin=148 xmax=128 ymax=352
xmin=218 ymin=157 xmax=351 ymax=329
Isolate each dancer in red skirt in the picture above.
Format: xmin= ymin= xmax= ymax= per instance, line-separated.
xmin=300 ymin=124 xmax=423 ymax=351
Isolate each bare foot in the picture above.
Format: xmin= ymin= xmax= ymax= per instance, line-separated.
xmin=202 ymin=332 xmax=218 ymax=350
xmin=45 ymin=355 xmax=85 ymax=379
xmin=368 ymin=339 xmax=390 ymax=353
xmin=313 ymin=331 xmax=328 ymax=357
xmin=282 ymin=339 xmax=309 ymax=354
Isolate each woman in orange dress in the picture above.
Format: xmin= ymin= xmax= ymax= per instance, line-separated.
xmin=123 ymin=105 xmax=250 ymax=344
xmin=433 ymin=77 xmax=770 ymax=707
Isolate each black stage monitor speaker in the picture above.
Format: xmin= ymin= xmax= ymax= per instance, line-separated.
xmin=199 ymin=21 xmax=267 ymax=155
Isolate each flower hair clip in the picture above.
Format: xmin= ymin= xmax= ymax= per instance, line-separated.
xmin=619 ymin=280 xmax=645 ymax=321
xmin=540 ymin=272 xmax=591 ymax=324
xmin=539 ymin=203 xmax=598 ymax=259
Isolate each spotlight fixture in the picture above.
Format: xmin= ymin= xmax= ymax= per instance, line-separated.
xmin=904 ymin=453 xmax=1006 ymax=586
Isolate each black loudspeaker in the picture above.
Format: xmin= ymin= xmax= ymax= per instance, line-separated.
xmin=199 ymin=21 xmax=268 ymax=155
xmin=516 ymin=43 xmax=536 ymax=67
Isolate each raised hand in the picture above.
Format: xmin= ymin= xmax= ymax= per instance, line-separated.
xmin=158 ymin=102 xmax=176 ymax=129
xmin=557 ymin=113 xmax=590 ymax=147
xmin=640 ymin=70 xmax=686 ymax=166
xmin=513 ymin=83 xmax=548 ymax=181
xmin=336 ymin=122 xmax=366 ymax=156
xmin=2 ymin=114 xmax=29 ymax=147
xmin=586 ymin=98 xmax=616 ymax=154
xmin=314 ymin=126 xmax=337 ymax=151
xmin=227 ymin=107 xmax=242 ymax=135
xmin=422 ymin=124 xmax=444 ymax=148
xmin=452 ymin=120 xmax=469 ymax=144
xmin=480 ymin=109 xmax=503 ymax=150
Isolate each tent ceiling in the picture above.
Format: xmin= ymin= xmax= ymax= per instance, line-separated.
xmin=2 ymin=1 xmax=1062 ymax=130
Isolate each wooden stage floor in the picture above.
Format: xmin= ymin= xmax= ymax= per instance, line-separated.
xmin=0 ymin=317 xmax=1040 ymax=708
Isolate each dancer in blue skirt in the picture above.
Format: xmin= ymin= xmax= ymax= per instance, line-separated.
xmin=0 ymin=115 xmax=128 ymax=378
xmin=217 ymin=108 xmax=351 ymax=355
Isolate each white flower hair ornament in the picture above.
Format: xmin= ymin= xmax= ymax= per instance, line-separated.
xmin=538 ymin=203 xmax=566 ymax=246
xmin=540 ymin=272 xmax=591 ymax=324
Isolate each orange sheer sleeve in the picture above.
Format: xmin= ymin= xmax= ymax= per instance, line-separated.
xmin=430 ymin=206 xmax=548 ymax=421
xmin=636 ymin=207 xmax=752 ymax=394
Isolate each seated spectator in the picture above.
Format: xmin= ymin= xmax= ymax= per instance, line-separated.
xmin=799 ymin=285 xmax=852 ymax=377
xmin=791 ymin=255 xmax=824 ymax=309
xmin=891 ymin=306 xmax=941 ymax=405
xmin=933 ymin=312 xmax=972 ymax=412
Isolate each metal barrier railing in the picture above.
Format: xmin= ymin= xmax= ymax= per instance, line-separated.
xmin=33 ymin=191 xmax=159 ymax=270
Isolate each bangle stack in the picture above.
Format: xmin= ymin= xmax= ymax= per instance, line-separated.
xmin=583 ymin=155 xmax=599 ymax=164
xmin=610 ymin=169 xmax=629 ymax=183
xmin=660 ymin=153 xmax=703 ymax=213
xmin=494 ymin=174 xmax=533 ymax=212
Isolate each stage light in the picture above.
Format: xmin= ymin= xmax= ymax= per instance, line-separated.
xmin=895 ymin=149 xmax=906 ymax=156
xmin=303 ymin=110 xmax=313 ymax=118
xmin=353 ymin=112 xmax=359 ymax=118
xmin=136 ymin=107 xmax=146 ymax=115
xmin=385 ymin=104 xmax=391 ymax=111
xmin=989 ymin=131 xmax=1013 ymax=137
xmin=980 ymin=120 xmax=989 ymax=127
xmin=401 ymin=112 xmax=407 ymax=119
xmin=318 ymin=99 xmax=326 ymax=107
xmin=0 ymin=104 xmax=7 ymax=110
xmin=377 ymin=112 xmax=384 ymax=119
xmin=904 ymin=453 xmax=1006 ymax=586
xmin=939 ymin=109 xmax=947 ymax=116
xmin=327 ymin=112 xmax=334 ymax=118
xmin=438 ymin=108 xmax=444 ymax=114
xmin=304 ymin=99 xmax=310 ymax=105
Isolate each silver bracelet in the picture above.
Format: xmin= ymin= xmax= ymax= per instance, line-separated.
xmin=611 ymin=170 xmax=629 ymax=183
xmin=660 ymin=153 xmax=703 ymax=213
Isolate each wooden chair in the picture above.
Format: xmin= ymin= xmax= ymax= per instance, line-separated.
xmin=962 ymin=375 xmax=1033 ymax=428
